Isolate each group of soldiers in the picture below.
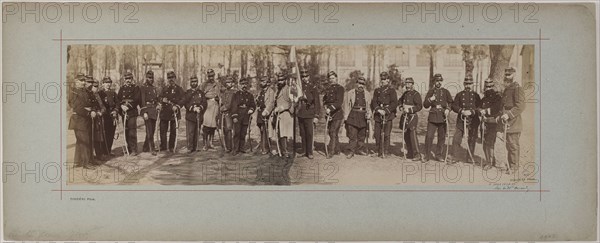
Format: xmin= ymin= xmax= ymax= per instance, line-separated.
xmin=69 ymin=66 xmax=524 ymax=173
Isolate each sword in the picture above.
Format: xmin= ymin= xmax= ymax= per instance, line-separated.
xmin=197 ymin=111 xmax=201 ymax=151
xmin=461 ymin=115 xmax=476 ymax=165
xmin=217 ymin=113 xmax=226 ymax=150
xmin=444 ymin=114 xmax=449 ymax=163
xmin=247 ymin=115 xmax=253 ymax=152
xmin=400 ymin=114 xmax=408 ymax=160
xmin=173 ymin=109 xmax=179 ymax=152
xmin=91 ymin=116 xmax=95 ymax=157
xmin=276 ymin=113 xmax=282 ymax=157
xmin=324 ymin=114 xmax=331 ymax=157
xmin=503 ymin=120 xmax=511 ymax=175
xmin=122 ymin=112 xmax=130 ymax=156
xmin=381 ymin=112 xmax=386 ymax=158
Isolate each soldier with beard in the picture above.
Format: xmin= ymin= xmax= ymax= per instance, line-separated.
xmin=398 ymin=77 xmax=423 ymax=161
xmin=140 ymin=71 xmax=160 ymax=155
xmin=500 ymin=67 xmax=526 ymax=171
xmin=230 ymin=78 xmax=256 ymax=156
xmin=451 ymin=75 xmax=481 ymax=164
xmin=296 ymin=69 xmax=320 ymax=159
xmin=265 ymin=72 xmax=294 ymax=158
xmin=480 ymin=78 xmax=503 ymax=170
xmin=219 ymin=76 xmax=237 ymax=153
xmin=98 ymin=77 xmax=119 ymax=156
xmin=117 ymin=72 xmax=141 ymax=156
xmin=343 ymin=76 xmax=372 ymax=158
xmin=371 ymin=72 xmax=398 ymax=158
xmin=69 ymin=74 xmax=95 ymax=168
xmin=200 ymin=69 xmax=220 ymax=150
xmin=181 ymin=75 xmax=208 ymax=153
xmin=423 ymin=73 xmax=453 ymax=162
xmin=256 ymin=76 xmax=276 ymax=155
xmin=159 ymin=71 xmax=184 ymax=152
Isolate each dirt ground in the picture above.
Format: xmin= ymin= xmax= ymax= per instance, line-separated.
xmin=66 ymin=102 xmax=537 ymax=187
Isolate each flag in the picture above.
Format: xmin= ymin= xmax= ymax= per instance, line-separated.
xmin=288 ymin=46 xmax=304 ymax=103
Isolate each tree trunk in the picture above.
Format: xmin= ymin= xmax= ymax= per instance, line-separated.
xmin=428 ymin=52 xmax=434 ymax=89
xmin=488 ymin=45 xmax=515 ymax=87
xmin=241 ymin=48 xmax=248 ymax=78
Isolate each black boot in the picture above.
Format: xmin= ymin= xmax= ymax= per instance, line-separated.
xmin=279 ymin=138 xmax=289 ymax=158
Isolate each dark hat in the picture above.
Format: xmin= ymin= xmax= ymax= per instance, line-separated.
xmin=327 ymin=71 xmax=337 ymax=78
xmin=207 ymin=69 xmax=215 ymax=77
xmin=124 ymin=72 xmax=134 ymax=79
xmin=240 ymin=78 xmax=249 ymax=84
xmin=464 ymin=75 xmax=474 ymax=84
xmin=146 ymin=70 xmax=154 ymax=77
xmin=277 ymin=72 xmax=287 ymax=81
xmin=433 ymin=73 xmax=443 ymax=81
xmin=167 ymin=71 xmax=176 ymax=79
xmin=102 ymin=77 xmax=113 ymax=83
xmin=357 ymin=76 xmax=366 ymax=84
xmin=380 ymin=72 xmax=389 ymax=79
xmin=300 ymin=69 xmax=309 ymax=77
xmin=505 ymin=67 xmax=516 ymax=74
xmin=484 ymin=78 xmax=495 ymax=87
xmin=190 ymin=75 xmax=199 ymax=82
xmin=224 ymin=75 xmax=234 ymax=83
xmin=76 ymin=73 xmax=86 ymax=81
xmin=404 ymin=77 xmax=414 ymax=84
xmin=85 ymin=75 xmax=94 ymax=83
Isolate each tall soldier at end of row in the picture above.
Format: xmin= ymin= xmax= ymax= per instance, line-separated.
xmin=322 ymin=71 xmax=345 ymax=159
xmin=117 ymin=72 xmax=141 ymax=156
xmin=69 ymin=74 xmax=95 ymax=168
xmin=398 ymin=77 xmax=423 ymax=161
xmin=296 ymin=69 xmax=320 ymax=159
xmin=230 ymin=78 xmax=256 ymax=156
xmin=160 ymin=71 xmax=184 ymax=152
xmin=343 ymin=76 xmax=372 ymax=158
xmin=140 ymin=70 xmax=160 ymax=155
xmin=451 ymin=75 xmax=481 ymax=164
xmin=500 ymin=67 xmax=525 ymax=171
xmin=99 ymin=77 xmax=119 ymax=156
xmin=371 ymin=72 xmax=398 ymax=158
xmin=256 ymin=76 xmax=276 ymax=155
xmin=200 ymin=69 xmax=220 ymax=150
xmin=220 ymin=76 xmax=237 ymax=153
xmin=181 ymin=75 xmax=207 ymax=153
xmin=480 ymin=78 xmax=503 ymax=170
xmin=423 ymin=73 xmax=453 ymax=162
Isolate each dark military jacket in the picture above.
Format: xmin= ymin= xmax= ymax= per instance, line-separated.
xmin=140 ymin=83 xmax=160 ymax=120
xmin=423 ymin=87 xmax=453 ymax=123
xmin=345 ymin=89 xmax=368 ymax=128
xmin=117 ymin=84 xmax=141 ymax=117
xmin=90 ymin=89 xmax=107 ymax=115
xmin=371 ymin=85 xmax=398 ymax=122
xmin=452 ymin=89 xmax=482 ymax=126
xmin=230 ymin=89 xmax=256 ymax=125
xmin=481 ymin=89 xmax=503 ymax=124
xmin=180 ymin=88 xmax=208 ymax=123
xmin=322 ymin=83 xmax=345 ymax=120
xmin=68 ymin=88 xmax=93 ymax=131
xmin=219 ymin=88 xmax=237 ymax=114
xmin=256 ymin=86 xmax=276 ymax=125
xmin=159 ymin=84 xmax=184 ymax=120
xmin=502 ymin=82 xmax=525 ymax=133
xmin=297 ymin=81 xmax=320 ymax=119
xmin=399 ymin=89 xmax=423 ymax=130
xmin=99 ymin=89 xmax=118 ymax=114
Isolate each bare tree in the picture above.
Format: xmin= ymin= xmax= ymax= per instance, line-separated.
xmin=488 ymin=45 xmax=515 ymax=88
xmin=422 ymin=45 xmax=443 ymax=88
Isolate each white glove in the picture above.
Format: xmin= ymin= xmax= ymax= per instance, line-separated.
xmin=403 ymin=107 xmax=410 ymax=113
xmin=111 ymin=111 xmax=117 ymax=118
xmin=313 ymin=118 xmax=319 ymax=124
xmin=143 ymin=113 xmax=149 ymax=120
xmin=501 ymin=114 xmax=509 ymax=121
xmin=194 ymin=107 xmax=201 ymax=113
xmin=172 ymin=106 xmax=178 ymax=112
xmin=248 ymin=109 xmax=254 ymax=114
xmin=262 ymin=110 xmax=269 ymax=117
xmin=325 ymin=108 xmax=331 ymax=114
xmin=365 ymin=113 xmax=372 ymax=120
xmin=274 ymin=107 xmax=282 ymax=113
xmin=377 ymin=110 xmax=385 ymax=115
xmin=429 ymin=95 xmax=436 ymax=101
xmin=156 ymin=104 xmax=162 ymax=111
xmin=233 ymin=118 xmax=239 ymax=123
xmin=90 ymin=111 xmax=97 ymax=118
xmin=464 ymin=110 xmax=472 ymax=116
xmin=162 ymin=97 xmax=168 ymax=103
xmin=121 ymin=105 xmax=128 ymax=112
xmin=480 ymin=109 xmax=487 ymax=116
xmin=444 ymin=109 xmax=449 ymax=116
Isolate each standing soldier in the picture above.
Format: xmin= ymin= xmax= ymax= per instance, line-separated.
xmin=200 ymin=69 xmax=220 ymax=150
xmin=181 ymin=75 xmax=208 ymax=153
xmin=230 ymin=78 xmax=256 ymax=155
xmin=219 ymin=75 xmax=237 ymax=153
xmin=371 ymin=72 xmax=398 ymax=158
xmin=398 ymin=77 xmax=423 ymax=161
xmin=159 ymin=71 xmax=184 ymax=153
xmin=451 ymin=75 xmax=482 ymax=163
xmin=69 ymin=74 xmax=95 ymax=168
xmin=269 ymin=72 xmax=295 ymax=158
xmin=117 ymin=72 xmax=141 ymax=156
xmin=480 ymin=78 xmax=503 ymax=170
xmin=343 ymin=76 xmax=372 ymax=158
xmin=423 ymin=73 xmax=453 ymax=162
xmin=500 ymin=67 xmax=525 ymax=171
xmin=296 ymin=69 xmax=320 ymax=159
xmin=99 ymin=77 xmax=119 ymax=156
xmin=256 ymin=76 xmax=276 ymax=155
xmin=89 ymin=77 xmax=108 ymax=161
xmin=322 ymin=71 xmax=345 ymax=159
xmin=140 ymin=70 xmax=160 ymax=155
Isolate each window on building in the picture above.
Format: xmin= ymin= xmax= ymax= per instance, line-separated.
xmin=416 ymin=48 xmax=430 ymax=67
xmin=392 ymin=46 xmax=409 ymax=67
xmin=444 ymin=45 xmax=463 ymax=67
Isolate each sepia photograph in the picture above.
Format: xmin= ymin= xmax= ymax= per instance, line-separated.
xmin=66 ymin=44 xmax=536 ymax=186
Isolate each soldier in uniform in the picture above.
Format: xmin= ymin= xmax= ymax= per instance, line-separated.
xmin=159 ymin=71 xmax=184 ymax=152
xmin=69 ymin=74 xmax=95 ymax=168
xmin=117 ymin=72 xmax=141 ymax=156
xmin=423 ymin=73 xmax=453 ymax=162
xmin=230 ymin=78 xmax=256 ymax=156
xmin=479 ymin=78 xmax=503 ymax=170
xmin=451 ymin=75 xmax=482 ymax=163
xmin=371 ymin=72 xmax=398 ymax=158
xmin=200 ymin=69 xmax=220 ymax=150
xmin=180 ymin=75 xmax=208 ymax=153
xmin=267 ymin=72 xmax=295 ymax=158
xmin=98 ymin=77 xmax=119 ymax=156
xmin=322 ymin=71 xmax=345 ymax=159
xmin=296 ymin=69 xmax=320 ymax=159
xmin=89 ymin=77 xmax=108 ymax=161
xmin=219 ymin=75 xmax=237 ymax=153
xmin=256 ymin=76 xmax=276 ymax=155
xmin=140 ymin=71 xmax=160 ymax=155
xmin=343 ymin=76 xmax=372 ymax=158
xmin=500 ymin=67 xmax=526 ymax=171
xmin=398 ymin=77 xmax=423 ymax=161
